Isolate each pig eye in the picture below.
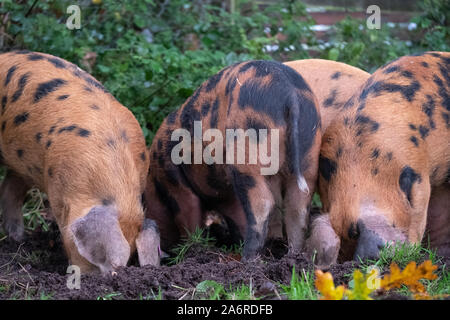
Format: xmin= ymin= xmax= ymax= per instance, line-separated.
xmin=348 ymin=223 xmax=359 ymax=240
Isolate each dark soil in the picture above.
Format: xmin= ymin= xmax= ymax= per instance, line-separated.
xmin=0 ymin=224 xmax=442 ymax=300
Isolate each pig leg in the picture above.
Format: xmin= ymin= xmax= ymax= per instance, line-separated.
xmin=283 ymin=175 xmax=315 ymax=252
xmin=231 ymin=170 xmax=274 ymax=260
xmin=173 ymin=187 xmax=203 ymax=240
xmin=424 ymin=184 xmax=450 ymax=257
xmin=267 ymin=206 xmax=284 ymax=240
xmin=0 ymin=171 xmax=29 ymax=242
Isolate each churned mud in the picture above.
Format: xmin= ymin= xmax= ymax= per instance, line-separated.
xmin=0 ymin=220 xmax=445 ymax=300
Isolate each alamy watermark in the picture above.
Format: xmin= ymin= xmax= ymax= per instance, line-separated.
xmin=170 ymin=121 xmax=280 ymax=175
xmin=66 ymin=265 xmax=80 ymax=289
xmin=66 ymin=5 xmax=81 ymax=30
xmin=366 ymin=5 xmax=381 ymax=30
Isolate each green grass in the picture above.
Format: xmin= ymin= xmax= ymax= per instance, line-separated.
xmin=39 ymin=292 xmax=54 ymax=300
xmin=426 ymin=268 xmax=450 ymax=297
xmin=22 ymin=189 xmax=50 ymax=232
xmin=356 ymin=242 xmax=448 ymax=299
xmin=359 ymin=242 xmax=441 ymax=271
xmin=139 ymin=288 xmax=163 ymax=300
xmin=97 ymin=292 xmax=122 ymax=300
xmin=168 ymin=227 xmax=216 ymax=265
xmin=195 ymin=280 xmax=258 ymax=300
xmin=280 ymin=266 xmax=318 ymax=300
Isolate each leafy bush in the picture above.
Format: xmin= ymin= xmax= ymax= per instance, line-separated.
xmin=0 ymin=0 xmax=315 ymax=142
xmin=0 ymin=0 xmax=448 ymax=142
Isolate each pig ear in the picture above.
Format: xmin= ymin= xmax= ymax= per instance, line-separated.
xmin=136 ymin=218 xmax=161 ymax=266
xmin=70 ymin=206 xmax=130 ymax=274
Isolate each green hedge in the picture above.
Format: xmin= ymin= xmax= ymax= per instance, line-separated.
xmin=0 ymin=0 xmax=448 ymax=142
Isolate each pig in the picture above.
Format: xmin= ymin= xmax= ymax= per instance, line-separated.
xmin=0 ymin=50 xmax=159 ymax=274
xmin=143 ymin=60 xmax=322 ymax=260
xmin=283 ymin=59 xmax=370 ymax=131
xmin=317 ymin=52 xmax=450 ymax=262
xmin=282 ymin=59 xmax=371 ymax=267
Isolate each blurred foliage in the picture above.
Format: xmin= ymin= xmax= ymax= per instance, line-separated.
xmin=0 ymin=0 xmax=448 ymax=142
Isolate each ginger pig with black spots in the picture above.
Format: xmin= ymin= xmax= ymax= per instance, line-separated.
xmin=144 ymin=60 xmax=322 ymax=260
xmin=0 ymin=51 xmax=160 ymax=274
xmin=317 ymin=52 xmax=450 ymax=262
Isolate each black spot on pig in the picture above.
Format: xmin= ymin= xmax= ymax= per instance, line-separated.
xmin=372 ymin=168 xmax=379 ymax=176
xmin=57 ymin=95 xmax=69 ymax=100
xmin=48 ymin=167 xmax=53 ymax=178
xmin=355 ymin=115 xmax=379 ymax=133
xmin=140 ymin=152 xmax=146 ymax=162
xmin=409 ymin=123 xmax=417 ymax=130
xmin=13 ymin=112 xmax=29 ymax=126
xmin=225 ymin=77 xmax=237 ymax=96
xmin=78 ymin=128 xmax=91 ymax=138
xmin=343 ymin=96 xmax=355 ymax=109
xmin=331 ymin=72 xmax=341 ymax=79
xmin=180 ymin=92 xmax=201 ymax=133
xmin=410 ymin=136 xmax=419 ymax=147
xmin=58 ymin=125 xmax=77 ymax=134
xmin=205 ymin=68 xmax=226 ymax=92
xmin=433 ymin=75 xmax=450 ymax=112
xmin=419 ymin=125 xmax=429 ymax=139
xmin=83 ymin=75 xmax=107 ymax=93
xmin=28 ymin=54 xmax=44 ymax=61
xmin=201 ymin=101 xmax=211 ymax=116
xmin=48 ymin=125 xmax=56 ymax=135
xmin=1 ymin=121 xmax=6 ymax=132
xmin=442 ymin=112 xmax=450 ymax=129
xmin=421 ymin=62 xmax=429 ymax=68
xmin=383 ymin=66 xmax=400 ymax=74
xmin=16 ymin=149 xmax=24 ymax=158
xmin=230 ymin=167 xmax=256 ymax=230
xmin=401 ymin=70 xmax=413 ymax=78
xmin=210 ymin=97 xmax=220 ymax=128
xmin=358 ymin=79 xmax=421 ymax=110
xmin=343 ymin=117 xmax=350 ymax=126
xmin=34 ymin=78 xmax=67 ymax=103
xmin=35 ymin=132 xmax=42 ymax=143
xmin=46 ymin=57 xmax=66 ymax=69
xmin=399 ymin=166 xmax=421 ymax=205
xmin=167 ymin=109 xmax=178 ymax=125
xmin=319 ymin=155 xmax=337 ymax=182
xmin=90 ymin=104 xmax=100 ymax=110
xmin=324 ymin=89 xmax=337 ymax=107
xmin=12 ymin=72 xmax=31 ymax=102
xmin=5 ymin=65 xmax=17 ymax=87
xmin=371 ymin=148 xmax=380 ymax=159
xmin=422 ymin=95 xmax=436 ymax=129
xmin=1 ymin=96 xmax=7 ymax=114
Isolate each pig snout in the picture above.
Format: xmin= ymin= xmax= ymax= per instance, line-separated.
xmin=353 ymin=212 xmax=408 ymax=261
xmin=353 ymin=220 xmax=386 ymax=261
